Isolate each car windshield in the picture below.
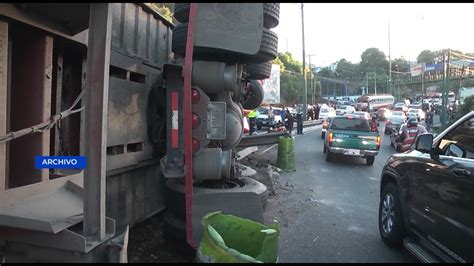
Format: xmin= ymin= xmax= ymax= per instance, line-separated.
xmin=329 ymin=117 xmax=371 ymax=131
xmin=392 ymin=111 xmax=404 ymax=116
xmin=390 ymin=116 xmax=405 ymax=124
xmin=258 ymin=108 xmax=268 ymax=114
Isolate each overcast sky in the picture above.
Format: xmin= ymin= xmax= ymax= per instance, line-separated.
xmin=273 ymin=3 xmax=474 ymax=67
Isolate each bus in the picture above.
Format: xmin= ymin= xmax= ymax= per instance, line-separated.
xmin=357 ymin=94 xmax=394 ymax=111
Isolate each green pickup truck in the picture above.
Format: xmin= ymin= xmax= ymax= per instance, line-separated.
xmin=323 ymin=114 xmax=381 ymax=165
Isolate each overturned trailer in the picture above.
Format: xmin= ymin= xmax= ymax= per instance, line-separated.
xmin=0 ymin=3 xmax=173 ymax=262
xmin=0 ymin=3 xmax=279 ymax=262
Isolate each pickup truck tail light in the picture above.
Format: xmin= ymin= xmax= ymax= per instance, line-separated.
xmin=328 ymin=132 xmax=334 ymax=144
xmin=376 ymin=135 xmax=381 ymax=148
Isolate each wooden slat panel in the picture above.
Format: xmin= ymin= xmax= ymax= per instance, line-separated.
xmin=0 ymin=21 xmax=7 ymax=190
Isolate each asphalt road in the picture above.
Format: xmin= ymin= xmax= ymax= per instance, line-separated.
xmin=263 ymin=123 xmax=418 ymax=263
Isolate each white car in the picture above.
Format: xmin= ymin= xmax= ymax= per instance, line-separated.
xmin=318 ymin=106 xmax=336 ymax=120
xmin=407 ymin=108 xmax=425 ymax=121
xmin=335 ymin=105 xmax=355 ymax=116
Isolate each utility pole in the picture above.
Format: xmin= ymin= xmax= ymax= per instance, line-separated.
xmin=301 ymin=3 xmax=307 ymax=121
xmin=374 ymin=68 xmax=377 ymax=95
xmin=366 ymin=72 xmax=369 ymax=94
xmin=441 ymin=50 xmax=448 ymax=127
xmin=308 ymin=54 xmax=317 ymax=104
xmin=421 ymin=63 xmax=425 ymax=99
xmin=388 ymin=21 xmax=392 ymax=96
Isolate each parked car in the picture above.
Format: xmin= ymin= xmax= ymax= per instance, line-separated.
xmin=256 ymin=107 xmax=270 ymax=130
xmin=393 ymin=102 xmax=408 ymax=113
xmin=378 ymin=111 xmax=474 ymax=263
xmin=407 ymin=108 xmax=425 ymax=121
xmin=323 ymin=114 xmax=381 ymax=165
xmin=318 ymin=105 xmax=336 ymax=120
xmin=376 ymin=108 xmax=392 ymax=121
xmin=384 ymin=111 xmax=406 ymax=134
xmin=409 ymin=102 xmax=422 ymax=109
xmin=353 ymin=111 xmax=371 ymax=120
xmin=336 ymin=105 xmax=356 ymax=116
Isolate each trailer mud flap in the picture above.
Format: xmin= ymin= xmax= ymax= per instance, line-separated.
xmin=191 ymin=192 xmax=263 ymax=242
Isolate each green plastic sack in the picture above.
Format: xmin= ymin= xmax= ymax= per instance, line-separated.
xmin=196 ymin=211 xmax=279 ymax=263
xmin=276 ymin=136 xmax=295 ymax=171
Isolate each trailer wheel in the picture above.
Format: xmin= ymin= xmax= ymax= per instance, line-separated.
xmin=173 ymin=3 xmax=279 ymax=29
xmin=246 ymin=61 xmax=272 ymax=80
xmin=164 ymin=177 xmax=269 ymax=219
xmin=173 ymin=3 xmax=190 ymax=23
xmin=242 ymin=80 xmax=264 ymax=110
xmin=162 ymin=211 xmax=186 ymax=242
xmin=172 ymin=24 xmax=278 ymax=64
xmin=263 ymin=3 xmax=280 ymax=28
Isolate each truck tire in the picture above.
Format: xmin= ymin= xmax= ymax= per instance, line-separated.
xmin=263 ymin=3 xmax=280 ymax=28
xmin=242 ymin=80 xmax=264 ymax=110
xmin=242 ymin=28 xmax=278 ymax=64
xmin=246 ymin=61 xmax=272 ymax=80
xmin=325 ymin=148 xmax=333 ymax=162
xmin=164 ymin=177 xmax=269 ymax=219
xmin=162 ymin=211 xmax=186 ymax=242
xmin=173 ymin=3 xmax=279 ymax=29
xmin=172 ymin=24 xmax=278 ymax=64
xmin=173 ymin=3 xmax=189 ymax=23
xmin=378 ymin=183 xmax=406 ymax=248
xmin=366 ymin=156 xmax=375 ymax=166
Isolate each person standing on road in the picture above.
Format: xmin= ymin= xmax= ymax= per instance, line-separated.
xmin=296 ymin=109 xmax=304 ymax=135
xmin=314 ymin=104 xmax=320 ymax=120
xmin=268 ymin=105 xmax=275 ymax=126
xmin=248 ymin=108 xmax=259 ymax=135
xmin=285 ymin=109 xmax=294 ymax=135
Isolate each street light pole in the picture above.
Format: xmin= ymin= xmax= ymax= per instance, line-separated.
xmin=388 ymin=21 xmax=392 ymax=96
xmin=301 ymin=3 xmax=307 ymax=121
xmin=374 ymin=67 xmax=377 ymax=95
xmin=308 ymin=54 xmax=317 ymax=104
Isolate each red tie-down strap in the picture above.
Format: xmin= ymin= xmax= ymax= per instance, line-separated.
xmin=183 ymin=3 xmax=199 ymax=249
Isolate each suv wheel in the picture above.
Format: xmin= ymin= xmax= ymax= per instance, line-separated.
xmin=379 ymin=183 xmax=406 ymax=248
xmin=325 ymin=148 xmax=333 ymax=162
xmin=366 ymin=156 xmax=375 ymax=166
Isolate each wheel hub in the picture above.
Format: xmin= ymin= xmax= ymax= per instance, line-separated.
xmin=381 ymin=193 xmax=395 ymax=234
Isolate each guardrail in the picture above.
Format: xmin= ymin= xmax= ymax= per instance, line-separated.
xmin=237 ymin=119 xmax=323 ymax=148
xmin=238 ymin=132 xmax=289 ymax=148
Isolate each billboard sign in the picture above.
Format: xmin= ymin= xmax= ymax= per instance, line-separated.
xmin=262 ymin=64 xmax=280 ymax=104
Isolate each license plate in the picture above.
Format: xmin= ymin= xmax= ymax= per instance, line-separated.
xmin=207 ymin=102 xmax=226 ymax=140
xmin=343 ymin=149 xmax=360 ymax=155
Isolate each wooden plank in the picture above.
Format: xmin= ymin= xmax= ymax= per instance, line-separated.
xmin=54 ymin=48 xmax=63 ymax=157
xmin=83 ymin=3 xmax=112 ymax=241
xmin=0 ymin=21 xmax=7 ymax=191
xmin=9 ymin=28 xmax=53 ymax=188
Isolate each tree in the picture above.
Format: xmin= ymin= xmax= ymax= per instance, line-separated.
xmin=391 ymin=57 xmax=410 ymax=73
xmin=359 ymin=48 xmax=389 ymax=75
xmin=417 ymin=50 xmax=436 ymax=64
xmin=336 ymin=58 xmax=360 ymax=80
xmin=274 ymin=52 xmax=305 ymax=104
xmin=458 ymin=95 xmax=474 ymax=118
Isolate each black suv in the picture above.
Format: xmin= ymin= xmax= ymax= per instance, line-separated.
xmin=378 ymin=111 xmax=474 ymax=263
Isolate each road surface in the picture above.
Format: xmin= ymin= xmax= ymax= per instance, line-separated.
xmin=263 ymin=123 xmax=417 ymax=263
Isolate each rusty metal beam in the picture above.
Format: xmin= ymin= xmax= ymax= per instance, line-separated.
xmin=0 ymin=21 xmax=7 ymax=190
xmin=83 ymin=3 xmax=112 ymax=242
